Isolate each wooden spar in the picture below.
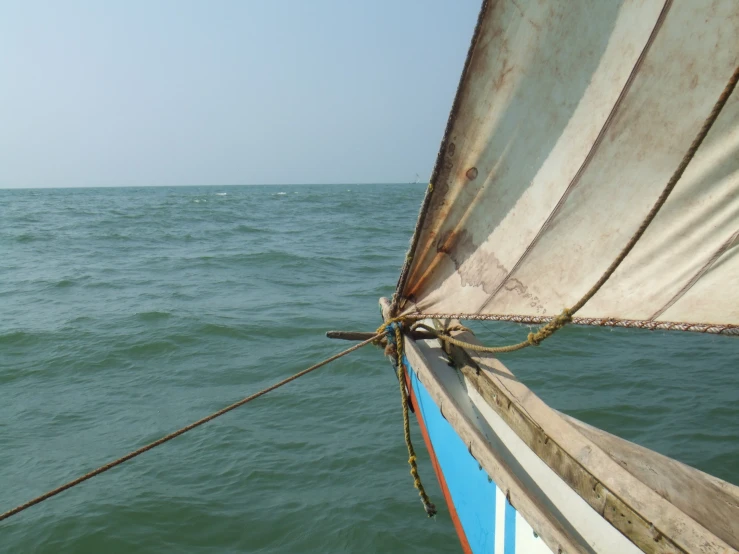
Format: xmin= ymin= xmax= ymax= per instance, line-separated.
xmin=325 ymin=330 xmax=436 ymax=341
xmin=326 ymin=331 xmax=378 ymax=341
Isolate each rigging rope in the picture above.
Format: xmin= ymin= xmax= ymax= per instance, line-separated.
xmin=4 ymin=65 xmax=735 ymax=532
xmin=410 ymin=318 xmax=571 ymax=354
xmin=0 ymin=333 xmax=382 ymax=524
xmin=359 ymin=64 xmax=739 ymax=516
xmin=569 ymin=64 xmax=739 ymax=315
xmin=396 ymin=63 xmax=739 ymax=354
xmin=378 ymin=319 xmax=437 ymax=517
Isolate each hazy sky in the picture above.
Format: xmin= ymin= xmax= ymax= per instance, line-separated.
xmin=0 ymin=1 xmax=480 ymax=188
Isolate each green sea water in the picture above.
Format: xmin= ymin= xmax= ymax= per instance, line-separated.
xmin=1 ymin=184 xmax=737 ymax=553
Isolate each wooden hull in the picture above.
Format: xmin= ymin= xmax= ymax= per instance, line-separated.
xmin=404 ymin=352 xmax=551 ymax=554
xmin=398 ymin=328 xmax=739 ymax=554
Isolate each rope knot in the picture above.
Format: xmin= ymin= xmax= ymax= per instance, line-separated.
xmin=373 ymin=319 xmax=405 ymax=348
xmin=377 ymin=318 xmax=407 ymax=340
xmin=386 ymin=321 xmax=401 ymax=336
xmin=527 ymin=309 xmax=572 ymax=346
xmin=557 ymin=309 xmax=573 ymax=325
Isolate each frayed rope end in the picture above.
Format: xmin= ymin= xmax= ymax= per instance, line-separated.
xmin=423 ymin=501 xmax=437 ymax=518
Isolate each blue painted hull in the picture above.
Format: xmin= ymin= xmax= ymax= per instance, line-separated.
xmin=405 ymin=355 xmax=551 ymax=554
xmin=382 ymin=301 xmax=733 ymax=554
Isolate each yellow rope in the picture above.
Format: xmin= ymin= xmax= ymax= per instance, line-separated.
xmin=377 ymin=320 xmax=436 ymax=517
xmin=411 ymin=312 xmax=572 ymax=354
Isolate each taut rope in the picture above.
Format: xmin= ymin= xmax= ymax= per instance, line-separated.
xmin=0 ymin=334 xmax=382 ymax=523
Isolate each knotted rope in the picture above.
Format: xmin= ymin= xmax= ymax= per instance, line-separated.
xmin=410 ymin=310 xmax=572 ymax=354
xmin=378 ymin=319 xmax=437 ymax=517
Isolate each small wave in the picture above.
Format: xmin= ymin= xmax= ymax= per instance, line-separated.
xmin=183 ymin=251 xmax=305 ymax=268
xmin=100 ymin=232 xmax=131 ymax=240
xmin=136 ymin=311 xmax=171 ymax=321
xmin=235 ymin=224 xmax=267 ymax=234
xmin=196 ymin=321 xmax=317 ymax=340
xmin=198 ymin=323 xmax=253 ymax=340
xmin=83 ymin=281 xmax=125 ymax=290
xmin=121 ymin=338 xmax=178 ymax=357
xmin=0 ymin=330 xmax=36 ymax=346
xmin=15 ymin=233 xmax=42 ymax=243
xmin=216 ymin=193 xmax=227 ymax=196
xmin=275 ymin=192 xmax=287 ymax=196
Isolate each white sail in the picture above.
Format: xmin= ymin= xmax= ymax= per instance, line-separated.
xmin=397 ymin=0 xmax=739 ymax=331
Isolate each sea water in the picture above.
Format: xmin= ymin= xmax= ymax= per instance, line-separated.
xmin=2 ymin=184 xmax=737 ymax=553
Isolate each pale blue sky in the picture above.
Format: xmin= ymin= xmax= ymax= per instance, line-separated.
xmin=0 ymin=1 xmax=479 ymax=188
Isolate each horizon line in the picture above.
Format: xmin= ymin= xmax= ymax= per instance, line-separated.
xmin=0 ymin=181 xmax=428 ymax=191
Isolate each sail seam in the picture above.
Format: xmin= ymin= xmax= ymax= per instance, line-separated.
xmin=650 ymin=229 xmax=739 ymax=320
xmin=475 ymin=0 xmax=673 ymax=315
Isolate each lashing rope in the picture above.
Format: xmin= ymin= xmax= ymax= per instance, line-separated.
xmin=377 ymin=319 xmax=437 ymax=517
xmin=410 ymin=312 xmax=572 ymax=354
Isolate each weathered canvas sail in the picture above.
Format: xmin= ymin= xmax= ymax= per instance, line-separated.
xmin=395 ymin=0 xmax=739 ymax=332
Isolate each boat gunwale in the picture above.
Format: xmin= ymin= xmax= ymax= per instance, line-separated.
xmin=402 ymin=337 xmax=588 ymax=554
xmin=430 ymin=323 xmax=737 ymax=554
xmin=382 ymin=289 xmax=738 ymax=553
